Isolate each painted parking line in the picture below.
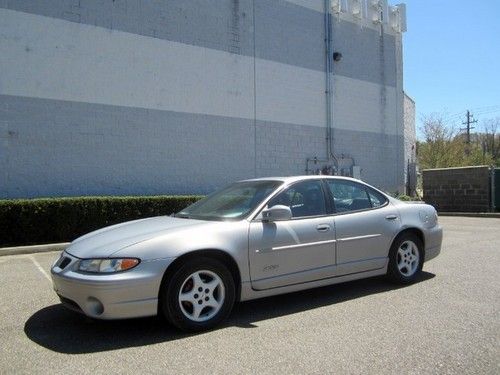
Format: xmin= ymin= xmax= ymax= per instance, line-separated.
xmin=28 ymin=254 xmax=52 ymax=282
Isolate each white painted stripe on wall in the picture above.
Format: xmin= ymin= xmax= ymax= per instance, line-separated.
xmin=0 ymin=8 xmax=398 ymax=134
xmin=256 ymin=58 xmax=326 ymax=127
xmin=284 ymin=0 xmax=324 ymax=13
xmin=0 ymin=8 xmax=328 ymax=128
xmin=333 ymin=75 xmax=398 ymax=135
xmin=0 ymin=9 xmax=255 ymax=121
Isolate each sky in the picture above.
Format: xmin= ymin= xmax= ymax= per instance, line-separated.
xmin=402 ymin=0 xmax=500 ymax=136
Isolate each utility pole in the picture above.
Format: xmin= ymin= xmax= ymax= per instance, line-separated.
xmin=461 ymin=110 xmax=477 ymax=145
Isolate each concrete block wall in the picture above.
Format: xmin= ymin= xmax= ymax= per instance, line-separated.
xmin=403 ymin=94 xmax=416 ymax=164
xmin=423 ymin=166 xmax=492 ymax=212
xmin=0 ymin=0 xmax=406 ymax=198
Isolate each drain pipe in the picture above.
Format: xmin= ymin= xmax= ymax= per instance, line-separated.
xmin=305 ymin=0 xmax=338 ymax=174
xmin=306 ymin=1 xmax=356 ymax=175
xmin=324 ymin=0 xmax=337 ymax=166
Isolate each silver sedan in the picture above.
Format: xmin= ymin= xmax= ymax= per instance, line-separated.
xmin=51 ymin=176 xmax=442 ymax=331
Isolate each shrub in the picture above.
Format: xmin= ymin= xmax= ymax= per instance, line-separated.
xmin=0 ymin=195 xmax=202 ymax=247
xmin=386 ymin=192 xmax=421 ymax=202
xmin=395 ymin=194 xmax=414 ymax=201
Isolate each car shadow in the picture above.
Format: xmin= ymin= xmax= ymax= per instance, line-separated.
xmin=24 ymin=272 xmax=435 ymax=354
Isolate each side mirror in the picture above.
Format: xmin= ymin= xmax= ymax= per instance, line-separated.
xmin=261 ymin=205 xmax=292 ymax=222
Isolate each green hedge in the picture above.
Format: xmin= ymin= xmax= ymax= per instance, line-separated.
xmin=0 ymin=195 xmax=203 ymax=247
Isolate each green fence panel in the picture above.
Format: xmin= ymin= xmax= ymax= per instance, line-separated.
xmin=495 ymin=169 xmax=500 ymax=211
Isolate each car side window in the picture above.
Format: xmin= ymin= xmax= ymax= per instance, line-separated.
xmin=327 ymin=180 xmax=374 ymax=213
xmin=268 ymin=180 xmax=326 ymax=218
xmin=367 ymin=188 xmax=387 ymax=208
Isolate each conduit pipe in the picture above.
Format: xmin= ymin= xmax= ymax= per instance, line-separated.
xmin=306 ymin=0 xmax=355 ymax=175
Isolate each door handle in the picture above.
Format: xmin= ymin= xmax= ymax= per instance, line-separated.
xmin=385 ymin=214 xmax=398 ymax=220
xmin=316 ymin=224 xmax=331 ymax=232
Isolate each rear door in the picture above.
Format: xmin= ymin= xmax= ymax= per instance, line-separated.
xmin=326 ymin=179 xmax=401 ymax=275
xmin=248 ymin=180 xmax=336 ymax=290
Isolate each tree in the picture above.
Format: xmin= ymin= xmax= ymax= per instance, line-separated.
xmin=482 ymin=117 xmax=499 ymax=163
xmin=417 ymin=114 xmax=494 ymax=169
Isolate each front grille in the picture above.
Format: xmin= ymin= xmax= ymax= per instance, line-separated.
xmin=59 ymin=257 xmax=71 ymax=269
xmin=58 ymin=295 xmax=83 ymax=313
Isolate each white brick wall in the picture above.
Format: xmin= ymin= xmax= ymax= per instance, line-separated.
xmin=0 ymin=2 xmax=406 ymax=197
xmin=403 ymin=93 xmax=416 ymax=164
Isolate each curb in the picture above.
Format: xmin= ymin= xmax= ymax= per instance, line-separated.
xmin=0 ymin=242 xmax=70 ymax=257
xmin=439 ymin=212 xmax=500 ymax=218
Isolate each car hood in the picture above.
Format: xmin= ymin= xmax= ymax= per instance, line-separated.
xmin=65 ymin=216 xmax=208 ymax=259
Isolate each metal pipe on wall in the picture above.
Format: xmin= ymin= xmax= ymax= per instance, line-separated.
xmin=324 ymin=0 xmax=337 ymax=167
xmin=306 ymin=0 xmax=356 ymax=175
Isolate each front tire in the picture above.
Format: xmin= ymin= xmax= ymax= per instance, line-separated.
xmin=387 ymin=233 xmax=423 ymax=284
xmin=161 ymin=257 xmax=235 ymax=332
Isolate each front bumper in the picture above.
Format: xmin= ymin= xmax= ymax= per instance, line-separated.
xmin=51 ymin=251 xmax=175 ymax=319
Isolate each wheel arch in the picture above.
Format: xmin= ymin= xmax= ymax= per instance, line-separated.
xmin=158 ymin=249 xmax=242 ymax=314
xmin=391 ymin=227 xmax=425 ymax=257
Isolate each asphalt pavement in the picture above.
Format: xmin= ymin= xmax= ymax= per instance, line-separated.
xmin=0 ymin=216 xmax=498 ymax=374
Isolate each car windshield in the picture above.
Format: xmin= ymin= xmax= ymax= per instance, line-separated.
xmin=176 ymin=180 xmax=282 ymax=221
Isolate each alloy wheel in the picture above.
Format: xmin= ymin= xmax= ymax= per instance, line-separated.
xmin=397 ymin=240 xmax=420 ymax=277
xmin=178 ymin=270 xmax=225 ymax=322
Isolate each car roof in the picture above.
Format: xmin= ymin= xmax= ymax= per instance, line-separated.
xmin=239 ymin=175 xmax=394 ymax=207
xmin=239 ymin=175 xmax=391 ymax=198
xmin=240 ymin=175 xmax=364 ymax=184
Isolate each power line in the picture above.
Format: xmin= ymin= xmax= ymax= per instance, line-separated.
xmin=474 ymin=108 xmax=500 ymax=117
xmin=441 ymin=105 xmax=500 ymax=122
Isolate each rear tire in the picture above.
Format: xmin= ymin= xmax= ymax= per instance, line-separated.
xmin=161 ymin=257 xmax=235 ymax=332
xmin=387 ymin=233 xmax=423 ymax=284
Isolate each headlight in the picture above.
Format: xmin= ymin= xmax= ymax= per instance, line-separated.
xmin=78 ymin=258 xmax=140 ymax=273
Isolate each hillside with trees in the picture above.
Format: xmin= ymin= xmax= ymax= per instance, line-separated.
xmin=417 ymin=115 xmax=499 ymax=170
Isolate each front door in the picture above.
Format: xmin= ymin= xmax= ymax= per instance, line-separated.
xmin=249 ymin=180 xmax=336 ymax=290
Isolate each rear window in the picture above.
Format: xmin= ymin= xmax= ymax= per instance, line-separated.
xmin=326 ymin=180 xmax=387 ymax=213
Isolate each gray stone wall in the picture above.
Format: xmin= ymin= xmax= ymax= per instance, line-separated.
xmin=423 ymin=166 xmax=492 ymax=212
xmin=3 ymin=94 xmax=331 ymax=197
xmin=0 ymin=1 xmax=406 ymax=198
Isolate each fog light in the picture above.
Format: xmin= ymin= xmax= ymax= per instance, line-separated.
xmin=87 ymin=297 xmax=104 ymax=316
